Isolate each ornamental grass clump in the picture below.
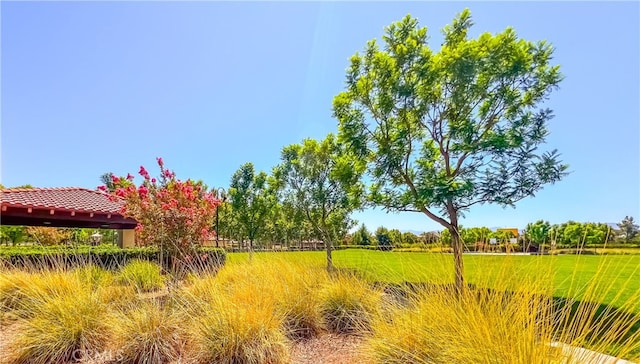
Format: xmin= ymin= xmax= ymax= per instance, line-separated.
xmin=319 ymin=272 xmax=383 ymax=335
xmin=116 ymin=259 xmax=165 ymax=292
xmin=268 ymin=260 xmax=329 ymax=340
xmin=366 ymin=255 xmax=640 ymax=363
xmin=182 ymin=285 xmax=289 ymax=364
xmin=107 ymin=301 xmax=183 ymax=364
xmin=5 ymin=289 xmax=109 ymax=364
xmin=73 ymin=264 xmax=114 ymax=289
xmin=0 ymin=269 xmax=84 ymax=320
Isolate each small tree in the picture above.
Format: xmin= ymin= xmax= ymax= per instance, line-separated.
xmin=402 ymin=231 xmax=419 ymax=245
xmin=353 ymin=223 xmax=372 ymax=246
xmin=26 ymin=227 xmax=71 ymax=246
xmin=229 ymin=163 xmax=275 ymax=253
xmin=524 ymin=220 xmax=551 ymax=249
xmin=618 ymin=216 xmax=639 ymax=243
xmin=333 ymin=10 xmax=566 ymax=293
xmin=101 ymin=158 xmax=220 ymax=271
xmin=274 ymin=135 xmax=364 ymax=271
xmin=375 ymin=227 xmax=392 ymax=250
xmin=0 ymin=226 xmax=26 ymax=246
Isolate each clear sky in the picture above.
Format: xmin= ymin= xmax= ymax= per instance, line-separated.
xmin=2 ymin=2 xmax=638 ymax=233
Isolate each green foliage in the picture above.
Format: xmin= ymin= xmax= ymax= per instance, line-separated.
xmin=274 ymin=134 xmax=365 ymax=269
xmin=524 ymin=220 xmax=551 ymax=245
xmin=0 ymin=226 xmax=26 ymax=245
xmin=401 ymin=231 xmax=419 ymax=245
xmin=229 ymin=163 xmax=276 ymax=248
xmin=549 ymin=221 xmax=613 ymax=247
xmin=332 ymin=10 xmax=566 ymax=290
xmin=388 ymin=229 xmax=403 ymax=245
xmin=116 ymin=259 xmax=165 ymax=292
xmin=26 ymin=227 xmax=71 ymax=246
xmin=100 ymin=172 xmax=116 ymax=192
xmin=375 ymin=227 xmax=392 ymax=250
xmin=618 ymin=216 xmax=639 ymax=243
xmin=0 ymin=245 xmax=226 ymax=271
xmin=352 ymin=224 xmax=372 ymax=246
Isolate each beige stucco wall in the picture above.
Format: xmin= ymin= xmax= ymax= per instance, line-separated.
xmin=120 ymin=229 xmax=136 ymax=248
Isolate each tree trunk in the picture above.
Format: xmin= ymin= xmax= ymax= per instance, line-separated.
xmin=449 ymin=226 xmax=465 ymax=295
xmin=326 ymin=239 xmax=333 ymax=273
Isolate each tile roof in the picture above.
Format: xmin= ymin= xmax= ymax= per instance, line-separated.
xmin=1 ymin=187 xmax=124 ymax=214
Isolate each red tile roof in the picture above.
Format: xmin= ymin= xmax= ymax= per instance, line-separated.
xmin=1 ymin=187 xmax=124 ymax=214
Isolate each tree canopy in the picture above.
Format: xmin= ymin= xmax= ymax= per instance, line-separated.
xmin=229 ymin=163 xmax=275 ymax=251
xmin=274 ymin=134 xmax=364 ymax=270
xmin=332 ymin=10 xmax=566 ymax=292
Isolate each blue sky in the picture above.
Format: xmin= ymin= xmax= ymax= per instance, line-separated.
xmin=2 ymin=2 xmax=638 ymax=232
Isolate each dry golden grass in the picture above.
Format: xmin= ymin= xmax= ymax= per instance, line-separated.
xmin=4 ymin=289 xmax=109 ymax=364
xmin=106 ymin=301 xmax=183 ymax=364
xmin=1 ymin=253 xmax=638 ymax=363
xmin=365 ymin=255 xmax=640 ymax=363
xmin=319 ymin=273 xmax=382 ymax=335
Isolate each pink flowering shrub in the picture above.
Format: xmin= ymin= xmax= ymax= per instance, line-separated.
xmin=100 ymin=158 xmax=220 ymax=261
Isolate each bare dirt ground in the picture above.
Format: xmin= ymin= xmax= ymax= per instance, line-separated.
xmin=289 ymin=333 xmax=372 ymax=364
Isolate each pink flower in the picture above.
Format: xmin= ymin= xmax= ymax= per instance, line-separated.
xmin=111 ymin=175 xmax=120 ymax=183
xmin=97 ymin=185 xmax=107 ymax=192
xmin=156 ymin=157 xmax=164 ymax=167
xmin=151 ymin=178 xmax=157 ymax=183
xmin=138 ymin=185 xmax=149 ymax=197
xmin=139 ymin=166 xmax=150 ymax=180
xmin=126 ymin=173 xmax=135 ymax=181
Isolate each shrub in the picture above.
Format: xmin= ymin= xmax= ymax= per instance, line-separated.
xmin=184 ymin=259 xmax=328 ymax=341
xmin=25 ymin=226 xmax=71 ymax=246
xmin=367 ymin=263 xmax=640 ymax=363
xmin=0 ymin=244 xmax=226 ymax=271
xmin=116 ymin=259 xmax=165 ymax=292
xmin=103 ymin=158 xmax=220 ymax=270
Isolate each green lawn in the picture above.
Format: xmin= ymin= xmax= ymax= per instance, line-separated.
xmin=228 ymin=250 xmax=640 ymax=312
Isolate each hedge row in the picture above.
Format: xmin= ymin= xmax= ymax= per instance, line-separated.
xmin=0 ymin=244 xmax=226 ymax=270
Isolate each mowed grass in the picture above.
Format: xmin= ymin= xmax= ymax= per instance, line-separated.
xmin=228 ymin=250 xmax=640 ymax=312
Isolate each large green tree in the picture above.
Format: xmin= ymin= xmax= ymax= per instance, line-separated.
xmin=274 ymin=135 xmax=364 ymax=271
xmin=524 ymin=220 xmax=551 ymax=246
xmin=229 ymin=163 xmax=275 ymax=252
xmin=618 ymin=216 xmax=639 ymax=243
xmin=332 ymin=10 xmax=567 ymax=293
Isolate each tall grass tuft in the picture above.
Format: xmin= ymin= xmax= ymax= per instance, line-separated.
xmin=0 ymin=269 xmax=86 ymax=320
xmin=107 ymin=301 xmax=183 ymax=364
xmin=319 ymin=272 xmax=382 ymax=335
xmin=5 ymin=289 xmax=109 ymax=364
xmin=116 ymin=259 xmax=166 ymax=292
xmin=181 ymin=284 xmax=290 ymax=364
xmin=366 ymin=254 xmax=640 ymax=363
